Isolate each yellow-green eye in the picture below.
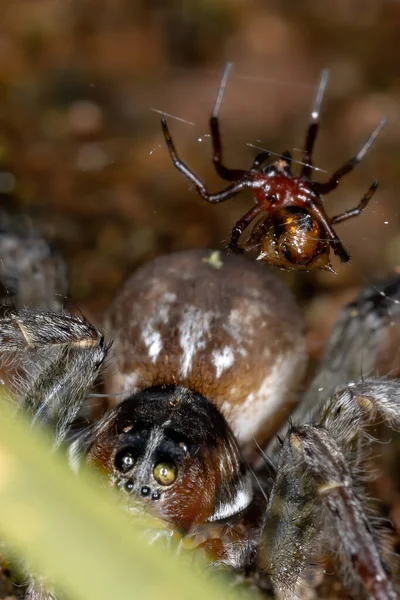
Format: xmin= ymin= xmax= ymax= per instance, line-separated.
xmin=153 ymin=462 xmax=177 ymax=486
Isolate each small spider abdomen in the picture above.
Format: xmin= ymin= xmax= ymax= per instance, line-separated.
xmin=246 ymin=208 xmax=333 ymax=272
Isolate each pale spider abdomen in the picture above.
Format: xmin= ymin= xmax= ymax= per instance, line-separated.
xmin=105 ymin=248 xmax=307 ymax=456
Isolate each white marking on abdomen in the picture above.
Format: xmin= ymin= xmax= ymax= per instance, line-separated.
xmin=142 ymin=324 xmax=162 ymax=363
xmin=212 ymin=346 xmax=235 ymax=378
xmin=178 ymin=306 xmax=213 ymax=378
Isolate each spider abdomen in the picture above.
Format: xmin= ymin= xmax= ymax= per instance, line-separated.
xmin=105 ymin=248 xmax=307 ymax=455
xmin=246 ymin=208 xmax=333 ymax=271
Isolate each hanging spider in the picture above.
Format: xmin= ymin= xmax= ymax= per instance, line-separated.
xmin=161 ymin=66 xmax=386 ymax=271
xmin=2 ymin=247 xmax=400 ymax=600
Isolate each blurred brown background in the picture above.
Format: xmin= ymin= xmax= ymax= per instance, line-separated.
xmin=1 ymin=0 xmax=399 ymax=354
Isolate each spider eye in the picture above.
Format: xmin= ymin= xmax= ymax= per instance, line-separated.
xmin=114 ymin=448 xmax=135 ymax=473
xmin=125 ymin=480 xmax=134 ymax=493
xmin=153 ymin=462 xmax=177 ymax=486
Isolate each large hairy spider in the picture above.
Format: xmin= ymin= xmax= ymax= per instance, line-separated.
xmin=1 ymin=236 xmax=400 ymax=599
xmin=161 ymin=66 xmax=386 ymax=271
xmin=0 ymin=72 xmax=397 ymax=599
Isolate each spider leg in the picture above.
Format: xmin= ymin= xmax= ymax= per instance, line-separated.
xmin=319 ymin=378 xmax=400 ymax=457
xmin=209 ymin=62 xmax=249 ymax=182
xmin=314 ymin=118 xmax=387 ymax=195
xmin=250 ymin=151 xmax=271 ymax=171
xmin=227 ymin=204 xmax=262 ymax=253
xmin=258 ymin=432 xmax=323 ymax=595
xmin=307 ymin=274 xmax=400 ymax=412
xmin=210 ymin=115 xmax=250 ymax=181
xmin=293 ymin=425 xmax=395 ymax=600
xmin=331 ymin=180 xmax=378 ymax=225
xmin=0 ymin=310 xmax=109 ymax=447
xmin=301 ymin=69 xmax=329 ymax=180
xmin=161 ymin=117 xmax=250 ymax=203
xmin=259 ymin=423 xmax=396 ymax=599
xmin=307 ymin=200 xmax=351 ymax=262
xmin=265 ymin=274 xmax=400 ymax=458
xmin=25 ymin=578 xmax=57 ymax=600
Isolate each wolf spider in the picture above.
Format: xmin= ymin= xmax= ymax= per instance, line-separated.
xmin=161 ymin=66 xmax=386 ymax=271
xmin=1 ymin=235 xmax=400 ymax=600
xmin=0 ymin=77 xmax=398 ymax=600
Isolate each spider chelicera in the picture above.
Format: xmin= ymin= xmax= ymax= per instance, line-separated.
xmin=161 ymin=66 xmax=386 ymax=271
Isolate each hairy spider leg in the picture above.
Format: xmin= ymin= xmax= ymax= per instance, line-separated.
xmin=317 ymin=379 xmax=400 ymax=597
xmin=161 ymin=117 xmax=251 ymax=203
xmin=265 ymin=275 xmax=400 ymax=457
xmin=315 ymin=117 xmax=387 ymax=195
xmin=293 ymin=424 xmax=395 ymax=600
xmin=259 ymin=386 xmax=400 ymax=600
xmin=301 ymin=69 xmax=329 ymax=179
xmin=0 ymin=311 xmax=109 ymax=447
xmin=331 ymin=180 xmax=378 ymax=224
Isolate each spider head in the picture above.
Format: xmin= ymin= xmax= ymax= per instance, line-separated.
xmin=86 ymin=386 xmax=253 ymax=532
xmin=261 ymin=155 xmax=292 ymax=178
xmin=245 ymin=207 xmax=334 ymax=272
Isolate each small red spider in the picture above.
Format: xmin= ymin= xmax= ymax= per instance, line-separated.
xmin=161 ymin=66 xmax=386 ymax=272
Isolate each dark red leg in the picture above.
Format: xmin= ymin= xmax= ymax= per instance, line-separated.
xmin=210 ymin=115 xmax=251 ymax=181
xmin=161 ymin=117 xmax=251 ymax=203
xmin=331 ymin=181 xmax=378 ymax=225
xmin=315 ymin=119 xmax=386 ymax=195
xmin=209 ymin=63 xmax=251 ymax=181
xmin=301 ymin=69 xmax=329 ymax=179
xmin=227 ymin=204 xmax=262 ymax=253
xmin=308 ymin=201 xmax=351 ymax=262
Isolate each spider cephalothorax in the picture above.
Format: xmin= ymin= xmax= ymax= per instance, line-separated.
xmin=161 ymin=66 xmax=385 ymax=271
xmin=77 ymin=386 xmax=254 ymax=535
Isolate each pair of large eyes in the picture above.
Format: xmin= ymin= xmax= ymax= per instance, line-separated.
xmin=114 ymin=448 xmax=177 ymax=486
